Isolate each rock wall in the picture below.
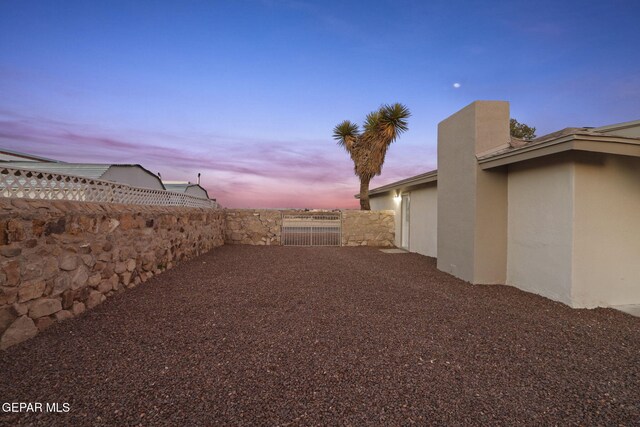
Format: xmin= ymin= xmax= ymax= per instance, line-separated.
xmin=0 ymin=199 xmax=224 ymax=350
xmin=225 ymin=209 xmax=395 ymax=247
xmin=341 ymin=210 xmax=395 ymax=247
xmin=224 ymin=209 xmax=281 ymax=245
xmin=1 ymin=202 xmax=394 ymax=350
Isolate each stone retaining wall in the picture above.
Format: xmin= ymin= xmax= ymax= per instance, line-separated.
xmin=341 ymin=210 xmax=395 ymax=247
xmin=224 ymin=209 xmax=281 ymax=245
xmin=225 ymin=209 xmax=395 ymax=247
xmin=0 ymin=199 xmax=224 ymax=350
xmin=1 ymin=202 xmax=394 ymax=350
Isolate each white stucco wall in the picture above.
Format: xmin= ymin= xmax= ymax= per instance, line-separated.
xmin=572 ymin=153 xmax=640 ymax=307
xmin=506 ymin=155 xmax=575 ymax=306
xmin=407 ymin=185 xmax=438 ymax=257
xmin=370 ymin=184 xmax=438 ymax=257
xmin=370 ymin=194 xmax=401 ymax=248
xmin=507 ymin=152 xmax=640 ymax=308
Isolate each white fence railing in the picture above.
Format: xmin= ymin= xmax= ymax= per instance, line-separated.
xmin=0 ymin=166 xmax=217 ymax=209
xmin=281 ymin=212 xmax=342 ymax=246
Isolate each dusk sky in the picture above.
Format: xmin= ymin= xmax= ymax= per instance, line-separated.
xmin=1 ymin=0 xmax=639 ymax=208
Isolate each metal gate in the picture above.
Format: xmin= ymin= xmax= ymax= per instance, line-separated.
xmin=281 ymin=212 xmax=342 ymax=246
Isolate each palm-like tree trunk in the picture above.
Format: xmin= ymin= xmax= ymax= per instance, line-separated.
xmin=359 ymin=175 xmax=371 ymax=210
xmin=333 ymin=103 xmax=410 ymax=211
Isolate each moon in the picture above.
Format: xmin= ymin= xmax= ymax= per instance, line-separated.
xmin=453 ymin=83 xmax=461 ymax=89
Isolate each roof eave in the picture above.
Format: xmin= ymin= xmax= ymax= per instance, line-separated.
xmin=354 ymin=171 xmax=438 ymax=198
xmin=478 ymin=135 xmax=640 ymax=169
xmin=593 ymin=118 xmax=640 ymax=133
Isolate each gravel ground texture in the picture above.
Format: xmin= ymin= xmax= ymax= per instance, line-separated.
xmin=1 ymin=246 xmax=639 ymax=426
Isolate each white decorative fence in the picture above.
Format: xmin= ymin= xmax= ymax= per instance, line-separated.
xmin=0 ymin=166 xmax=217 ymax=208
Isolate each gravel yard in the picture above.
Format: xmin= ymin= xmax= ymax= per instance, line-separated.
xmin=1 ymin=245 xmax=639 ymax=426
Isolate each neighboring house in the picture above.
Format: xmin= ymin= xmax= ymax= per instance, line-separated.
xmin=0 ymin=148 xmax=60 ymax=162
xmin=162 ymin=181 xmax=211 ymax=200
xmin=3 ymin=162 xmax=165 ymax=190
xmin=368 ymin=101 xmax=640 ymax=309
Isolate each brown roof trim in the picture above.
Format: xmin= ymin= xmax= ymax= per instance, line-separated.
xmin=593 ymin=118 xmax=640 ymax=133
xmin=360 ymin=124 xmax=640 ymax=198
xmin=357 ymin=169 xmax=438 ymax=198
xmin=478 ymin=134 xmax=640 ymax=169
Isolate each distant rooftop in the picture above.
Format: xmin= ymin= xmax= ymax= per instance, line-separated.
xmin=163 ymin=183 xmax=194 ymax=192
xmin=0 ymin=148 xmax=60 ymax=163
xmin=3 ymin=161 xmax=166 ymax=190
xmin=162 ymin=181 xmax=211 ymax=200
xmin=5 ymin=162 xmax=122 ymax=179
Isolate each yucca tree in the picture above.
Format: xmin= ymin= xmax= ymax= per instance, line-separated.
xmin=333 ymin=103 xmax=410 ymax=210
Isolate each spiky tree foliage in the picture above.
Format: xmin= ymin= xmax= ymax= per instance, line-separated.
xmin=510 ymin=118 xmax=536 ymax=139
xmin=333 ymin=103 xmax=410 ymax=210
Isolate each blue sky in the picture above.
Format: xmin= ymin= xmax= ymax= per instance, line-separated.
xmin=1 ymin=0 xmax=639 ymax=207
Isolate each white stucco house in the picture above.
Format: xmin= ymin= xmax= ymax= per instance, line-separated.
xmin=369 ymin=101 xmax=640 ymax=309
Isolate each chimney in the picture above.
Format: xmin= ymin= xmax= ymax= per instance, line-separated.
xmin=436 ymin=101 xmax=509 ymax=284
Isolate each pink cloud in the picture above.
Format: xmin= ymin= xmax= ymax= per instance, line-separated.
xmin=0 ymin=111 xmax=434 ymax=208
xmin=0 ymin=112 xmax=363 ymax=207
